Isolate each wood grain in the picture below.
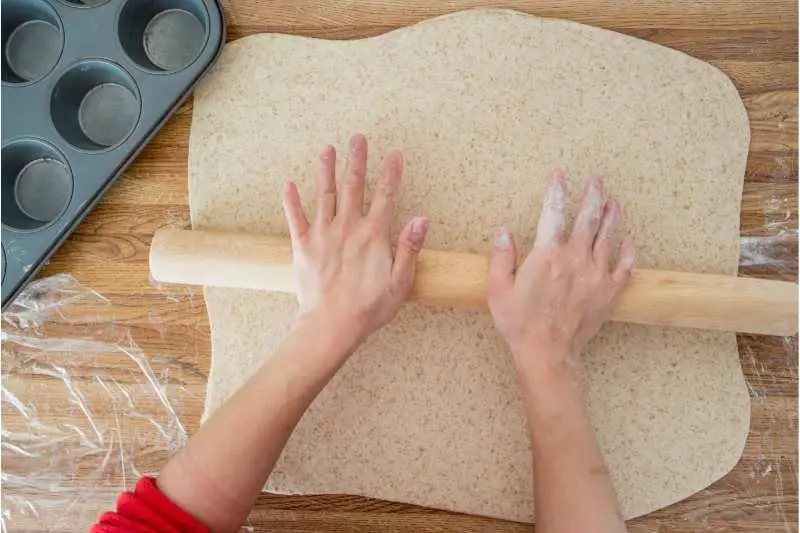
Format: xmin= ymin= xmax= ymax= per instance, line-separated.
xmin=4 ymin=0 xmax=796 ymax=531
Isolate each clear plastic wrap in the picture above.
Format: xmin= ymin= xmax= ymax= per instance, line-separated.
xmin=1 ymin=274 xmax=192 ymax=531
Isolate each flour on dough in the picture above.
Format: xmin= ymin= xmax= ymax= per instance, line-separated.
xmin=188 ymin=9 xmax=750 ymax=522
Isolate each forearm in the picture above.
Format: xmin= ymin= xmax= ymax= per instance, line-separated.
xmin=158 ymin=313 xmax=361 ymax=533
xmin=516 ymin=346 xmax=625 ymax=533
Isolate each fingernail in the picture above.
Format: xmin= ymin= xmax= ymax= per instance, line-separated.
xmin=551 ymin=169 xmax=566 ymax=183
xmin=320 ymin=145 xmax=335 ymax=161
xmin=350 ymin=134 xmax=363 ymax=153
xmin=388 ymin=151 xmax=402 ymax=169
xmin=412 ymin=218 xmax=429 ymax=237
xmin=494 ymin=226 xmax=511 ymax=248
xmin=548 ymin=172 xmax=568 ymax=202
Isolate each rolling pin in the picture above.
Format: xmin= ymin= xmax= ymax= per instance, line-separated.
xmin=150 ymin=228 xmax=798 ymax=336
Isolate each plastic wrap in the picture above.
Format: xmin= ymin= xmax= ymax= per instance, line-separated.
xmin=1 ymin=274 xmax=191 ymax=531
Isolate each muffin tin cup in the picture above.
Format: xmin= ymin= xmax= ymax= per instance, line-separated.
xmin=51 ymin=59 xmax=142 ymax=151
xmin=1 ymin=0 xmax=224 ymax=307
xmin=119 ymin=0 xmax=209 ymax=74
xmin=2 ymin=139 xmax=74 ymax=231
xmin=2 ymin=0 xmax=64 ymax=84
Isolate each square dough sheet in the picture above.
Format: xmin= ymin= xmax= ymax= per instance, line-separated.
xmin=188 ymin=9 xmax=750 ymax=522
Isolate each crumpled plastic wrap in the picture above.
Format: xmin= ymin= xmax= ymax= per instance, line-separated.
xmin=1 ymin=224 xmax=796 ymax=532
xmin=1 ymin=274 xmax=190 ymax=532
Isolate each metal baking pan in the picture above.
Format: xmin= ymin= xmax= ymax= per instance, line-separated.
xmin=1 ymin=0 xmax=225 ymax=307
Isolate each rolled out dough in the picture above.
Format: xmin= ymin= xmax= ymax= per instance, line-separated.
xmin=189 ymin=9 xmax=750 ymax=522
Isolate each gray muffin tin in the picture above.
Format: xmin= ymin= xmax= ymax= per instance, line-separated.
xmin=1 ymin=0 xmax=225 ymax=307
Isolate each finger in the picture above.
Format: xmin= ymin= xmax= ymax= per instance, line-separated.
xmin=391 ymin=217 xmax=430 ymax=293
xmin=488 ymin=226 xmax=517 ymax=294
xmin=571 ymin=176 xmax=605 ymax=250
xmin=315 ymin=145 xmax=337 ymax=225
xmin=282 ymin=180 xmax=310 ymax=242
xmin=368 ymin=150 xmax=403 ymax=231
xmin=534 ymin=170 xmax=568 ymax=248
xmin=612 ymin=237 xmax=636 ymax=285
xmin=338 ymin=133 xmax=368 ymax=221
xmin=593 ymin=198 xmax=621 ymax=266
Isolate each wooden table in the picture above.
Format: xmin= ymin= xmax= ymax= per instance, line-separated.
xmin=4 ymin=1 xmax=797 ymax=531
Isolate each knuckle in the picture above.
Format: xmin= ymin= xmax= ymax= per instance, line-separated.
xmin=571 ymin=251 xmax=588 ymax=268
xmin=376 ymin=181 xmax=397 ymax=201
xmin=367 ymin=220 xmax=385 ymax=240
xmin=615 ymin=268 xmax=633 ymax=284
xmin=545 ymin=268 xmax=567 ymax=285
xmin=396 ymin=271 xmax=414 ymax=289
xmin=345 ymin=169 xmax=364 ymax=186
xmin=540 ymin=246 xmax=561 ymax=264
xmin=402 ymin=233 xmax=423 ymax=254
xmin=332 ymin=220 xmax=351 ymax=241
xmin=594 ymin=237 xmax=611 ymax=257
xmin=589 ymin=271 xmax=605 ymax=288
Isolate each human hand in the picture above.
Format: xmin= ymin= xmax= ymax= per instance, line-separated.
xmin=281 ymin=133 xmax=429 ymax=345
xmin=487 ymin=171 xmax=635 ymax=378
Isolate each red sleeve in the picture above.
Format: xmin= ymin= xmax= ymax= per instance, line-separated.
xmin=90 ymin=477 xmax=208 ymax=533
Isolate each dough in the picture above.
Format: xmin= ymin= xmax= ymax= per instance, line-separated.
xmin=188 ymin=9 xmax=750 ymax=522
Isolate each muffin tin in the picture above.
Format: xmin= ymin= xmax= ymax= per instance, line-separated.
xmin=1 ymin=0 xmax=225 ymax=307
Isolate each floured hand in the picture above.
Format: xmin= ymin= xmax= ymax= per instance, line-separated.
xmin=281 ymin=133 xmax=429 ymax=344
xmin=487 ymin=171 xmax=635 ymax=379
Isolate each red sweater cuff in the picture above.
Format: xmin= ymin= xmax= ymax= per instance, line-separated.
xmin=90 ymin=477 xmax=208 ymax=533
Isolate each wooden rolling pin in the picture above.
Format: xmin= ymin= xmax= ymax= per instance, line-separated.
xmin=150 ymin=228 xmax=798 ymax=336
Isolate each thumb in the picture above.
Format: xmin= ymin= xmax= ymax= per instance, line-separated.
xmin=488 ymin=226 xmax=517 ymax=294
xmin=392 ymin=217 xmax=430 ymax=293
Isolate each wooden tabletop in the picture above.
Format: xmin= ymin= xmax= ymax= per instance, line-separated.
xmin=5 ymin=1 xmax=797 ymax=531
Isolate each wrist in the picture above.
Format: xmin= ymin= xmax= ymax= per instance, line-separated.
xmin=510 ymin=340 xmax=583 ymax=385
xmin=292 ymin=310 xmax=365 ymax=359
xmin=514 ymin=349 xmax=587 ymax=419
